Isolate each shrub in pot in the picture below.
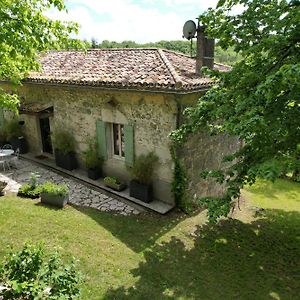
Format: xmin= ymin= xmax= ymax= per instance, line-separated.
xmin=17 ymin=172 xmax=41 ymax=199
xmin=128 ymin=151 xmax=159 ymax=203
xmin=40 ymin=182 xmax=69 ymax=208
xmin=84 ymin=138 xmax=103 ymax=180
xmin=52 ymin=127 xmax=77 ymax=171
xmin=4 ymin=119 xmax=28 ymax=153
xmin=103 ymin=176 xmax=126 ymax=191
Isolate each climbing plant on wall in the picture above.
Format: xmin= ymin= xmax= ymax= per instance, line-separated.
xmin=171 ymin=0 xmax=300 ymax=222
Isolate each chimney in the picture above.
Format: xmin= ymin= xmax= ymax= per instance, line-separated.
xmin=196 ymin=25 xmax=215 ymax=75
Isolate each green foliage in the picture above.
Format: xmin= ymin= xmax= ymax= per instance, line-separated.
xmin=0 ymin=126 xmax=7 ymax=143
xmin=40 ymin=182 xmax=68 ymax=197
xmin=170 ymin=146 xmax=192 ymax=213
xmin=51 ymin=127 xmax=76 ymax=155
xmin=84 ymin=138 xmax=103 ymax=169
xmin=128 ymin=152 xmax=159 ymax=184
xmin=104 ymin=176 xmax=120 ymax=185
xmin=18 ymin=172 xmax=41 ymax=198
xmin=171 ymin=0 xmax=300 ymax=222
xmin=0 ymin=242 xmax=81 ymax=300
xmin=3 ymin=119 xmax=22 ymax=140
xmin=0 ymin=0 xmax=83 ymax=111
xmin=18 ymin=183 xmax=41 ymax=198
xmin=90 ymin=39 xmax=241 ymax=66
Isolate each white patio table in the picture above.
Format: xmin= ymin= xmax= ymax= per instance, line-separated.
xmin=0 ymin=149 xmax=14 ymax=157
xmin=0 ymin=149 xmax=15 ymax=170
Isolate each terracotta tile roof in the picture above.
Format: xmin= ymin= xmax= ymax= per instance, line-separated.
xmin=26 ymin=48 xmax=230 ymax=92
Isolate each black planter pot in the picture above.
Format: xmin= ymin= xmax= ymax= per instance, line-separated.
xmin=10 ymin=137 xmax=28 ymax=154
xmin=55 ymin=150 xmax=77 ymax=171
xmin=87 ymin=168 xmax=101 ymax=180
xmin=129 ymin=180 xmax=153 ymax=203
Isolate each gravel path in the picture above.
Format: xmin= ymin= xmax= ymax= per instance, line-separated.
xmin=0 ymin=159 xmax=140 ymax=215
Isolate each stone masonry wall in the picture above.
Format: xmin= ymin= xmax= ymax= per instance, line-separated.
xmin=178 ymin=94 xmax=240 ymax=202
xmin=13 ymin=83 xmax=178 ymax=204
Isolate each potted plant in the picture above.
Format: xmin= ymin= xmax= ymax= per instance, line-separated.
xmin=0 ymin=181 xmax=7 ymax=196
xmin=4 ymin=119 xmax=28 ymax=153
xmin=84 ymin=138 xmax=103 ymax=180
xmin=128 ymin=151 xmax=159 ymax=203
xmin=51 ymin=127 xmax=77 ymax=171
xmin=40 ymin=182 xmax=69 ymax=208
xmin=17 ymin=172 xmax=41 ymax=199
xmin=103 ymin=176 xmax=126 ymax=191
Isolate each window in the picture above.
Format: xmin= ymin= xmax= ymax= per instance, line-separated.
xmin=112 ymin=123 xmax=125 ymax=158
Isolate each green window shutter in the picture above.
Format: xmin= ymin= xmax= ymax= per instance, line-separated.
xmin=0 ymin=108 xmax=4 ymax=127
xmin=96 ymin=120 xmax=107 ymax=160
xmin=124 ymin=124 xmax=134 ymax=167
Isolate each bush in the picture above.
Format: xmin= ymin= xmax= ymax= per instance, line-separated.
xmin=51 ymin=127 xmax=76 ymax=155
xmin=39 ymin=182 xmax=68 ymax=197
xmin=3 ymin=119 xmax=22 ymax=140
xmin=18 ymin=183 xmax=41 ymax=198
xmin=0 ymin=242 xmax=82 ymax=299
xmin=17 ymin=172 xmax=41 ymax=198
xmin=128 ymin=151 xmax=159 ymax=184
xmin=104 ymin=176 xmax=120 ymax=185
xmin=84 ymin=138 xmax=103 ymax=169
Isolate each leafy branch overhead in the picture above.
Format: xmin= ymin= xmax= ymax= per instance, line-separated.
xmin=171 ymin=0 xmax=300 ymax=222
xmin=0 ymin=0 xmax=83 ymax=111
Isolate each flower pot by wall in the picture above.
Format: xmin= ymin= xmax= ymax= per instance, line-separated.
xmin=104 ymin=181 xmax=126 ymax=192
xmin=87 ymin=168 xmax=101 ymax=180
xmin=54 ymin=150 xmax=77 ymax=171
xmin=129 ymin=180 xmax=153 ymax=203
xmin=41 ymin=193 xmax=69 ymax=208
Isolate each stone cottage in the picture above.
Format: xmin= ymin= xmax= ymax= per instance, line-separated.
xmin=0 ymin=47 xmax=237 ymax=207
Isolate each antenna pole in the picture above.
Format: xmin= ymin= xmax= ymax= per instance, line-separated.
xmin=190 ymin=39 xmax=193 ymax=58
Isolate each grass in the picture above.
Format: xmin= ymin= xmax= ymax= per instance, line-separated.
xmin=0 ymin=179 xmax=299 ymax=299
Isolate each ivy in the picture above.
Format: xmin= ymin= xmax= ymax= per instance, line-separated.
xmin=170 ymin=144 xmax=192 ymax=213
xmin=171 ymin=0 xmax=300 ymax=223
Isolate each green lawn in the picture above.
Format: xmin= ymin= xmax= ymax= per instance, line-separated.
xmin=0 ymin=179 xmax=299 ymax=299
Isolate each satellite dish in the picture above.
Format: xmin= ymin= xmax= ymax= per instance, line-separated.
xmin=183 ymin=20 xmax=197 ymax=40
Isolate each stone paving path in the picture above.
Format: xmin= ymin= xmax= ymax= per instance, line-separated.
xmin=0 ymin=160 xmax=140 ymax=215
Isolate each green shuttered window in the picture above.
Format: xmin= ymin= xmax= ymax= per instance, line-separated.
xmin=96 ymin=120 xmax=134 ymax=166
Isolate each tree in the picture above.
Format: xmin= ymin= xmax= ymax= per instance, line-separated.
xmin=0 ymin=0 xmax=81 ymax=111
xmin=171 ymin=0 xmax=300 ymax=222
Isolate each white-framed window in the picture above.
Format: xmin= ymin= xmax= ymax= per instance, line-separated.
xmin=112 ymin=123 xmax=125 ymax=158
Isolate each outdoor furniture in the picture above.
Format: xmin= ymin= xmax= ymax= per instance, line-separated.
xmin=9 ymin=148 xmax=20 ymax=168
xmin=2 ymin=144 xmax=12 ymax=150
xmin=0 ymin=149 xmax=15 ymax=171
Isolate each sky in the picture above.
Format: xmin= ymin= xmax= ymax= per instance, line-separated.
xmin=47 ymin=0 xmax=220 ymax=43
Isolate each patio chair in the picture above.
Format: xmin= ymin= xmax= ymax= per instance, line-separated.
xmin=2 ymin=144 xmax=12 ymax=150
xmin=8 ymin=148 xmax=20 ymax=168
xmin=0 ymin=156 xmax=11 ymax=171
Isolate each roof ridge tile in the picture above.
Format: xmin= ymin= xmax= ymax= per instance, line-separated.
xmin=157 ymin=49 xmax=183 ymax=88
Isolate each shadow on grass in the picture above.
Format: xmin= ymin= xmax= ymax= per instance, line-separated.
xmin=102 ymin=209 xmax=300 ymax=300
xmin=72 ymin=205 xmax=193 ymax=253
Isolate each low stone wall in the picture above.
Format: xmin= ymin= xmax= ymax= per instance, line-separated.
xmin=178 ymin=130 xmax=240 ymax=202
